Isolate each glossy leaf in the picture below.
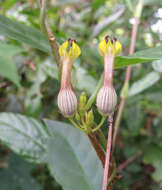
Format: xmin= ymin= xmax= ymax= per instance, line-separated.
xmin=44 ymin=119 xmax=103 ymax=190
xmin=129 ymin=72 xmax=160 ymax=96
xmin=0 ymin=153 xmax=42 ymax=190
xmin=0 ymin=112 xmax=50 ymax=163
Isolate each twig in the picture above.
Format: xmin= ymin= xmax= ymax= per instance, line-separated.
xmin=112 ymin=0 xmax=144 ymax=151
xmin=117 ymin=152 xmax=142 ymax=172
xmin=88 ymin=132 xmax=105 ymax=167
xmin=39 ymin=0 xmax=61 ymax=67
xmin=102 ymin=113 xmax=114 ymax=190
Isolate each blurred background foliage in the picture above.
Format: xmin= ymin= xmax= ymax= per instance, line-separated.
xmin=0 ymin=0 xmax=162 ymax=189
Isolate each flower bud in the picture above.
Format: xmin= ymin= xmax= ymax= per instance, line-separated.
xmin=96 ymin=85 xmax=117 ymax=115
xmin=57 ymin=89 xmax=77 ymax=118
xmin=75 ymin=112 xmax=80 ymax=122
xmin=57 ymin=39 xmax=81 ymax=118
xmin=86 ymin=110 xmax=94 ymax=127
xmin=80 ymin=92 xmax=87 ymax=107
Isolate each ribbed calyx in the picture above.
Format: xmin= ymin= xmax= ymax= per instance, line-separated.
xmin=57 ymin=39 xmax=81 ymax=118
xmin=57 ymin=89 xmax=78 ymax=117
xmin=96 ymin=86 xmax=117 ymax=115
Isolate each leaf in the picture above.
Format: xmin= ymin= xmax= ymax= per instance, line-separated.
xmin=143 ymin=144 xmax=162 ymax=184
xmin=0 ymin=15 xmax=51 ymax=53
xmin=129 ymin=72 xmax=160 ymax=96
xmin=0 ymin=43 xmax=24 ymax=57
xmin=115 ymin=46 xmax=162 ymax=69
xmin=0 ymin=112 xmax=50 ymax=163
xmin=0 ymin=57 xmax=20 ymax=87
xmin=0 ymin=153 xmax=42 ymax=190
xmin=74 ymin=66 xmax=97 ymax=94
xmin=44 ymin=119 xmax=103 ymax=190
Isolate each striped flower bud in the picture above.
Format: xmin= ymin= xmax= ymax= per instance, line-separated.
xmin=96 ymin=86 xmax=117 ymax=115
xmin=96 ymin=36 xmax=122 ymax=115
xmin=57 ymin=39 xmax=81 ymax=118
xmin=58 ymin=89 xmax=78 ymax=117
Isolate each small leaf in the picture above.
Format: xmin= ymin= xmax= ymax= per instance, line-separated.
xmin=129 ymin=72 xmax=160 ymax=96
xmin=115 ymin=46 xmax=162 ymax=68
xmin=0 ymin=153 xmax=42 ymax=190
xmin=44 ymin=119 xmax=103 ymax=190
xmin=0 ymin=112 xmax=50 ymax=163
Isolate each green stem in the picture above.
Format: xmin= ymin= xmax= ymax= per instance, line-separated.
xmin=40 ymin=0 xmax=48 ymax=39
xmin=86 ymin=73 xmax=104 ymax=110
xmin=92 ymin=116 xmax=106 ymax=132
xmin=69 ymin=118 xmax=85 ymax=132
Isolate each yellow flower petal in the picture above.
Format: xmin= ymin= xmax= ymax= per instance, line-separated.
xmin=69 ymin=41 xmax=81 ymax=60
xmin=98 ymin=37 xmax=122 ymax=57
xmin=59 ymin=41 xmax=68 ymax=58
xmin=114 ymin=41 xmax=122 ymax=56
xmin=59 ymin=40 xmax=81 ymax=60
xmin=98 ymin=39 xmax=107 ymax=56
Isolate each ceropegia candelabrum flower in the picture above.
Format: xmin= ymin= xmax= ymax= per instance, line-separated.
xmin=96 ymin=36 xmax=122 ymax=115
xmin=57 ymin=39 xmax=81 ymax=118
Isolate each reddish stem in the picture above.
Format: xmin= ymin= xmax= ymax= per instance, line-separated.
xmin=88 ymin=132 xmax=105 ymax=167
xmin=102 ymin=113 xmax=114 ymax=190
xmin=103 ymin=54 xmax=115 ymax=87
xmin=60 ymin=59 xmax=72 ymax=89
xmin=113 ymin=17 xmax=140 ymax=150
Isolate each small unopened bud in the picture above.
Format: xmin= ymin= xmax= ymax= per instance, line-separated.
xmin=75 ymin=112 xmax=80 ymax=122
xmin=57 ymin=89 xmax=77 ymax=118
xmin=96 ymin=86 xmax=117 ymax=115
xmin=86 ymin=110 xmax=94 ymax=127
xmin=80 ymin=92 xmax=87 ymax=107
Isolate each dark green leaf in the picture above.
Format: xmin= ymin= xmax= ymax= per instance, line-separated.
xmin=0 ymin=15 xmax=51 ymax=53
xmin=44 ymin=119 xmax=103 ymax=190
xmin=0 ymin=112 xmax=50 ymax=163
xmin=115 ymin=46 xmax=162 ymax=68
xmin=0 ymin=153 xmax=42 ymax=190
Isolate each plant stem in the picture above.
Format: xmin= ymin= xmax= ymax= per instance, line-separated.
xmin=102 ymin=113 xmax=114 ymax=190
xmin=112 ymin=0 xmax=144 ymax=150
xmin=88 ymin=132 xmax=105 ymax=167
xmin=92 ymin=116 xmax=106 ymax=132
xmin=117 ymin=151 xmax=142 ymax=172
xmin=69 ymin=118 xmax=85 ymax=132
xmin=39 ymin=0 xmax=61 ymax=68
